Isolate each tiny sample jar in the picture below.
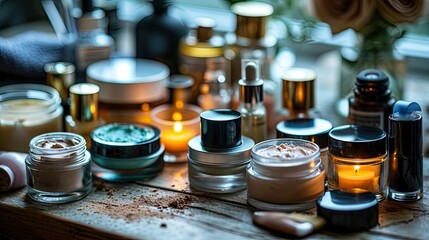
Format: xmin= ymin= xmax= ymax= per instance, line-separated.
xmin=247 ymin=139 xmax=325 ymax=211
xmin=328 ymin=125 xmax=388 ymax=201
xmin=86 ymin=58 xmax=169 ymax=123
xmin=188 ymin=109 xmax=254 ymax=193
xmin=276 ymin=118 xmax=332 ymax=172
xmin=151 ymin=104 xmax=201 ymax=163
xmin=0 ymin=84 xmax=63 ymax=152
xmin=26 ymin=132 xmax=92 ymax=204
xmin=90 ymin=123 xmax=164 ymax=181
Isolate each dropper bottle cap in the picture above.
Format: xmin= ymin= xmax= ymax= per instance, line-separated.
xmin=238 ymin=59 xmax=263 ymax=104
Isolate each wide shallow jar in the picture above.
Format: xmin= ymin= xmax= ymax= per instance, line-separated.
xmin=247 ymin=139 xmax=325 ymax=211
xmin=90 ymin=123 xmax=164 ymax=181
xmin=26 ymin=132 xmax=91 ymax=204
xmin=328 ymin=125 xmax=388 ymax=201
xmin=0 ymin=84 xmax=63 ymax=152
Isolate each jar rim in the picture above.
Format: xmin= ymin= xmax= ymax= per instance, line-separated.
xmin=251 ymin=138 xmax=320 ymax=167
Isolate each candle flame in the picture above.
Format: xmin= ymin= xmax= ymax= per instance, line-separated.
xmin=354 ymin=166 xmax=360 ymax=174
xmin=172 ymin=112 xmax=182 ymax=121
xmin=174 ymin=121 xmax=183 ymax=133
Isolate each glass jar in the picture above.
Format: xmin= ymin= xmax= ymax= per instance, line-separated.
xmin=247 ymin=139 xmax=325 ymax=211
xmin=328 ymin=125 xmax=388 ymax=201
xmin=0 ymin=84 xmax=63 ymax=152
xmin=26 ymin=132 xmax=92 ymax=204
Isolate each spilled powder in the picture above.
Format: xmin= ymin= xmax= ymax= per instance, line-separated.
xmin=87 ymin=188 xmax=200 ymax=222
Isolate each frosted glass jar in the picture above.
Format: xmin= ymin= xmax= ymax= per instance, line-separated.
xmin=0 ymin=84 xmax=63 ymax=152
xmin=247 ymin=139 xmax=325 ymax=211
xmin=26 ymin=132 xmax=92 ymax=204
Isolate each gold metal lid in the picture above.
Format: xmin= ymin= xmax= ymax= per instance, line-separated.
xmin=282 ymin=68 xmax=316 ymax=112
xmin=44 ymin=62 xmax=76 ymax=102
xmin=69 ymin=83 xmax=100 ymax=122
xmin=231 ymin=1 xmax=274 ymax=39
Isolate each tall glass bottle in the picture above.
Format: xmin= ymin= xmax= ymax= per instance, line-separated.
xmin=198 ymin=58 xmax=232 ymax=110
xmin=237 ymin=60 xmax=266 ymax=143
xmin=135 ymin=0 xmax=188 ymax=74
xmin=228 ymin=1 xmax=277 ymax=136
xmin=179 ymin=17 xmax=225 ymax=104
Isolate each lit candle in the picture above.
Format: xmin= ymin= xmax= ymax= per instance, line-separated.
xmin=151 ymin=104 xmax=201 ymax=160
xmin=338 ymin=165 xmax=379 ymax=193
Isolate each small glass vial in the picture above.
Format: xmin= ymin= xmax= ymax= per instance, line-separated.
xmin=278 ymin=68 xmax=319 ymax=121
xmin=26 ymin=132 xmax=92 ymax=204
xmin=188 ymin=109 xmax=254 ymax=193
xmin=237 ymin=59 xmax=267 ymax=143
xmin=65 ymin=83 xmax=105 ymax=148
xmin=198 ymin=58 xmax=232 ymax=110
xmin=388 ymin=101 xmax=423 ymax=201
xmin=328 ymin=125 xmax=388 ymax=201
xmin=247 ymin=139 xmax=325 ymax=211
xmin=276 ymin=118 xmax=332 ymax=172
xmin=348 ymin=69 xmax=397 ymax=132
xmin=0 ymin=84 xmax=63 ymax=152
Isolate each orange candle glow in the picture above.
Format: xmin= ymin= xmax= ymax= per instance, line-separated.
xmin=338 ymin=165 xmax=379 ymax=193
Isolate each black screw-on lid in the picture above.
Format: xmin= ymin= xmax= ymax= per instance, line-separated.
xmin=200 ymin=109 xmax=241 ymax=149
xmin=276 ymin=118 xmax=332 ymax=148
xmin=317 ymin=190 xmax=379 ymax=232
xmin=329 ymin=125 xmax=386 ymax=158
xmin=355 ymin=69 xmax=389 ymax=95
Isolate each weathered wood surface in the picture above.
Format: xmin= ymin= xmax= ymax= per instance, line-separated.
xmin=1 ymin=160 xmax=428 ymax=240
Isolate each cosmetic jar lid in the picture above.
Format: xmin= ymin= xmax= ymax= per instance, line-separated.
xmin=69 ymin=83 xmax=100 ymax=122
xmin=356 ymin=69 xmax=389 ymax=91
xmin=231 ymin=1 xmax=273 ymax=39
xmin=90 ymin=123 xmax=161 ymax=158
xmin=317 ymin=190 xmax=378 ymax=232
xmin=200 ymin=109 xmax=242 ymax=149
xmin=329 ymin=125 xmax=386 ymax=158
xmin=188 ymin=135 xmax=254 ymax=165
xmin=282 ymin=68 xmax=316 ymax=111
xmin=276 ymin=118 xmax=332 ymax=148
xmin=44 ymin=62 xmax=76 ymax=102
xmin=86 ymin=58 xmax=169 ymax=104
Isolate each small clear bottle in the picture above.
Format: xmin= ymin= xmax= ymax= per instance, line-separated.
xmin=348 ymin=69 xmax=397 ymax=132
xmin=26 ymin=132 xmax=92 ymax=204
xmin=237 ymin=60 xmax=267 ymax=143
xmin=65 ymin=83 xmax=105 ymax=148
xmin=198 ymin=58 xmax=232 ymax=110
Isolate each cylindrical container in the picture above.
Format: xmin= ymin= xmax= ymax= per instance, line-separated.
xmin=0 ymin=84 xmax=63 ymax=152
xmin=90 ymin=123 xmax=164 ymax=181
xmin=26 ymin=132 xmax=92 ymax=204
xmin=0 ymin=152 xmax=27 ymax=192
xmin=167 ymin=75 xmax=194 ymax=106
xmin=328 ymin=125 xmax=388 ymax=201
xmin=151 ymin=104 xmax=202 ymax=162
xmin=388 ymin=101 xmax=423 ymax=201
xmin=247 ymin=139 xmax=325 ymax=211
xmin=348 ymin=69 xmax=397 ymax=131
xmin=44 ymin=62 xmax=76 ymax=103
xmin=86 ymin=58 xmax=169 ymax=123
xmin=276 ymin=118 xmax=332 ymax=171
xmin=188 ymin=109 xmax=254 ymax=193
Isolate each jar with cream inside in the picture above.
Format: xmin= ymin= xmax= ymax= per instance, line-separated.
xmin=247 ymin=139 xmax=325 ymax=211
xmin=26 ymin=132 xmax=92 ymax=204
xmin=0 ymin=84 xmax=63 ymax=152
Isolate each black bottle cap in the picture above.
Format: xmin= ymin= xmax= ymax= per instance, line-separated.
xmin=329 ymin=125 xmax=386 ymax=158
xmin=355 ymin=69 xmax=389 ymax=93
xmin=276 ymin=118 xmax=333 ymax=148
xmin=200 ymin=109 xmax=241 ymax=149
xmin=389 ymin=101 xmax=423 ymax=159
xmin=317 ymin=190 xmax=379 ymax=232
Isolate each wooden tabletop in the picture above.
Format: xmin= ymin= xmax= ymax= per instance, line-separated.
xmin=1 ymin=159 xmax=428 ymax=240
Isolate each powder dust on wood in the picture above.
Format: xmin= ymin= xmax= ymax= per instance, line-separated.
xmin=87 ymin=192 xmax=201 ymax=222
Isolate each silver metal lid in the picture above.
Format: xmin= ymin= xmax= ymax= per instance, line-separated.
xmin=188 ymin=135 xmax=254 ymax=165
